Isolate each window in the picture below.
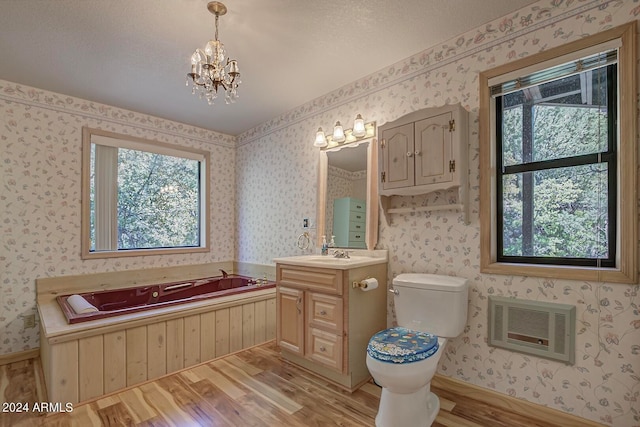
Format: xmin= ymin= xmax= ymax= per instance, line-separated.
xmin=497 ymin=58 xmax=616 ymax=266
xmin=480 ymin=23 xmax=637 ymax=283
xmin=82 ymin=128 xmax=210 ymax=258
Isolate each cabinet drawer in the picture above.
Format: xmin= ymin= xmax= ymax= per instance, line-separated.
xmin=348 ymin=240 xmax=367 ymax=249
xmin=349 ymin=231 xmax=365 ymax=242
xmin=349 ymin=221 xmax=365 ymax=232
xmin=278 ymin=264 xmax=342 ymax=295
xmin=349 ymin=200 xmax=366 ymax=213
xmin=348 ymin=210 xmax=366 ymax=223
xmin=307 ymin=292 xmax=343 ymax=332
xmin=307 ymin=328 xmax=343 ymax=372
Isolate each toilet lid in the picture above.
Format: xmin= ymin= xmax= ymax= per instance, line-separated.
xmin=367 ymin=327 xmax=439 ymax=364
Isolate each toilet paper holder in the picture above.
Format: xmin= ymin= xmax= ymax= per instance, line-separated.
xmin=352 ymin=277 xmax=377 ymax=289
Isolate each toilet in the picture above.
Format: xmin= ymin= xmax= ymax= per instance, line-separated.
xmin=366 ymin=273 xmax=469 ymax=427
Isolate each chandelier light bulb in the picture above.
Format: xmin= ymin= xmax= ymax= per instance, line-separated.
xmin=353 ymin=114 xmax=366 ymax=137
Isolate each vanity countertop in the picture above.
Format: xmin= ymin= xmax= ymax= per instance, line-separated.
xmin=274 ymin=250 xmax=388 ymax=270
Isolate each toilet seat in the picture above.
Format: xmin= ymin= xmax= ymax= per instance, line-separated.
xmin=367 ymin=327 xmax=439 ymax=364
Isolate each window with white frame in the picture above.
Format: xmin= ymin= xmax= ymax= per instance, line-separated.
xmin=82 ymin=128 xmax=209 ymax=258
xmin=479 ymin=23 xmax=637 ymax=283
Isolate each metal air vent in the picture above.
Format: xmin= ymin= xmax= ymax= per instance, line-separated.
xmin=488 ymin=296 xmax=575 ymax=364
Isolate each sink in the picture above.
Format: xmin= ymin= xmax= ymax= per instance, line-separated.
xmin=305 ymin=256 xmax=369 ymax=263
xmin=273 ymin=254 xmax=388 ymax=270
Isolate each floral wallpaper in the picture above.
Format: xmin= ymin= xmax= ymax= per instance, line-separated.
xmin=235 ymin=1 xmax=640 ymax=425
xmin=2 ymin=0 xmax=639 ymax=425
xmin=1 ymin=84 xmax=237 ymax=356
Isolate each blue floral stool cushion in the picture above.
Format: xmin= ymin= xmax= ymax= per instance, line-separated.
xmin=367 ymin=327 xmax=439 ymax=364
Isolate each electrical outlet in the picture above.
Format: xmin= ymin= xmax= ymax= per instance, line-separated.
xmin=303 ymin=218 xmax=309 ymax=228
xmin=23 ymin=314 xmax=36 ymax=329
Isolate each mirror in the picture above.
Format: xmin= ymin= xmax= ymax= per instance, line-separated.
xmin=317 ymin=138 xmax=378 ymax=250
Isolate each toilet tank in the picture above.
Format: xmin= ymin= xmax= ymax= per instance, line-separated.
xmin=393 ymin=273 xmax=469 ymax=338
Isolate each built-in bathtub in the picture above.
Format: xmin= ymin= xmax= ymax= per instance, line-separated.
xmin=57 ymin=273 xmax=275 ymax=323
xmin=37 ymin=263 xmax=277 ymax=404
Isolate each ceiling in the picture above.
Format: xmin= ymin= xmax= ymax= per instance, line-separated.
xmin=0 ymin=0 xmax=537 ymax=136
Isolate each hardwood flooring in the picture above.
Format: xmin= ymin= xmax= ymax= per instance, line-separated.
xmin=1 ymin=341 xmax=567 ymax=427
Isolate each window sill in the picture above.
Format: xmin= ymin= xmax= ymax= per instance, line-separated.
xmin=481 ymin=260 xmax=636 ymax=284
xmin=81 ymin=246 xmax=209 ymax=260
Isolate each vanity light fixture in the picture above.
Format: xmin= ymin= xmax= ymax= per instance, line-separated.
xmin=314 ymin=127 xmax=328 ymax=147
xmin=352 ymin=114 xmax=366 ymax=137
xmin=186 ymin=1 xmax=241 ymax=105
xmin=314 ymin=115 xmax=376 ymax=149
xmin=332 ymin=121 xmax=346 ymax=143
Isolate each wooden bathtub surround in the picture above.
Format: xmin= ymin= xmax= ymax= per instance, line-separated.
xmin=37 ymin=262 xmax=276 ymax=405
xmin=276 ymin=260 xmax=387 ymax=392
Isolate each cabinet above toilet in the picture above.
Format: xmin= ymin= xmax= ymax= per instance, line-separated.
xmin=378 ymin=103 xmax=468 ymax=223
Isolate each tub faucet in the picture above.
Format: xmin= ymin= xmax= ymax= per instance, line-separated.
xmin=219 ymin=269 xmax=229 ymax=278
xmin=333 ymin=250 xmax=350 ymax=259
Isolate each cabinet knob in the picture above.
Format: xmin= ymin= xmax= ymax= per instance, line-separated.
xmin=319 ymin=346 xmax=326 ymax=352
xmin=407 ymin=152 xmax=413 ymax=157
xmin=415 ymin=150 xmax=421 ymax=156
xmin=320 ymin=310 xmax=327 ymax=316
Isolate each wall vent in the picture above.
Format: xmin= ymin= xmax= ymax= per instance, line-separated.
xmin=488 ymin=296 xmax=575 ymax=364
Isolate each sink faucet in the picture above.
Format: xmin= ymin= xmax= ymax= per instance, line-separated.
xmin=333 ymin=250 xmax=350 ymax=259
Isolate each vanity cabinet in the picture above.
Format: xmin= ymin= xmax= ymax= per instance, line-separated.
xmin=332 ymin=197 xmax=366 ymax=249
xmin=275 ymin=260 xmax=387 ymax=391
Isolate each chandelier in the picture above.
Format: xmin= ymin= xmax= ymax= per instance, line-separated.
xmin=186 ymin=1 xmax=241 ymax=105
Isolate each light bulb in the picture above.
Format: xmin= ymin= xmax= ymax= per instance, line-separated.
xmin=332 ymin=121 xmax=345 ymax=143
xmin=353 ymin=114 xmax=366 ymax=137
xmin=314 ymin=127 xmax=327 ymax=147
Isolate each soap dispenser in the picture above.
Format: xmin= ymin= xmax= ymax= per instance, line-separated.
xmin=321 ymin=235 xmax=328 ymax=255
xmin=329 ymin=235 xmax=336 ymax=248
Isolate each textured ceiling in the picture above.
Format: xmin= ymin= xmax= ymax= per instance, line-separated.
xmin=0 ymin=0 xmax=537 ymax=135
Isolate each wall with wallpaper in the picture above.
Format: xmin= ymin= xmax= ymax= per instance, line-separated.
xmin=235 ymin=1 xmax=640 ymax=425
xmin=0 ymin=84 xmax=237 ymax=356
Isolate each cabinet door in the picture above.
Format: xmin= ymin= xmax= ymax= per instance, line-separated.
xmin=381 ymin=122 xmax=414 ymax=190
xmin=414 ymin=112 xmax=453 ymax=186
xmin=276 ymin=287 xmax=304 ymax=356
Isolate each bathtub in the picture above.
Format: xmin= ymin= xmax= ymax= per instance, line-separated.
xmin=57 ymin=273 xmax=275 ymax=324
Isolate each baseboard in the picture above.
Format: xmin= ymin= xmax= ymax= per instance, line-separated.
xmin=0 ymin=348 xmax=39 ymax=366
xmin=432 ymin=374 xmax=606 ymax=427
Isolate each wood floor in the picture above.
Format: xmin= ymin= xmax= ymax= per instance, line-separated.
xmin=1 ymin=341 xmax=566 ymax=427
